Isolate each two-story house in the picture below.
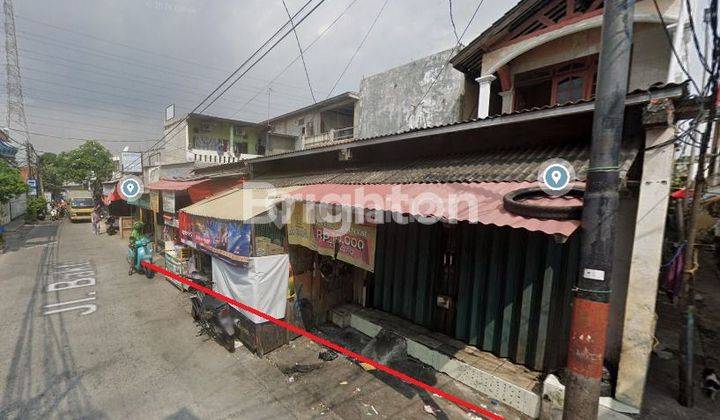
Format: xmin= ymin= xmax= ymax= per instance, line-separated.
xmin=451 ymin=0 xmax=680 ymax=118
xmin=264 ymin=91 xmax=358 ymax=150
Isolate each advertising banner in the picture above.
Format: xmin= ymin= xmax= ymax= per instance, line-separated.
xmin=162 ymin=191 xmax=176 ymax=213
xmin=287 ymin=203 xmax=376 ymax=272
xmin=178 ymin=211 xmax=251 ymax=263
xmin=212 ymin=255 xmax=289 ymax=324
xmin=150 ymin=191 xmax=160 ymax=213
xmin=287 ymin=204 xmax=316 ymax=251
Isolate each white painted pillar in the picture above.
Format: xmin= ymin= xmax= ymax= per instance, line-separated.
xmin=476 ymin=75 xmax=496 ymax=119
xmin=499 ymin=90 xmax=514 ymax=114
xmin=615 ymin=102 xmax=676 ymax=409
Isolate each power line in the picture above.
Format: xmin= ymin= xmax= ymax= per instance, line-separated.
xmin=14 ymin=13 xmax=325 ymax=96
xmin=230 ymin=0 xmax=359 ymax=119
xmin=448 ymin=0 xmax=460 ymax=44
xmin=653 ymin=0 xmax=701 ymax=93
xmin=128 ymin=0 xmax=327 ymax=171
xmin=684 ymin=0 xmax=712 ymax=74
xmin=409 ymin=0 xmax=485 ymax=119
xmin=5 ymin=127 xmax=153 ymax=143
xmin=16 ymin=54 xmax=313 ymax=108
xmin=195 ymin=0 xmax=328 ymax=116
xmin=326 ymin=0 xmax=390 ymax=99
xmin=282 ymin=0 xmax=316 ymax=103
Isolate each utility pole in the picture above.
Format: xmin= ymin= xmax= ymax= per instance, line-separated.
xmin=563 ymin=1 xmax=635 ymax=419
xmin=678 ymin=0 xmax=718 ymax=406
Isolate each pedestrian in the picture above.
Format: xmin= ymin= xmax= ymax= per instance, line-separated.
xmin=91 ymin=205 xmax=101 ymax=235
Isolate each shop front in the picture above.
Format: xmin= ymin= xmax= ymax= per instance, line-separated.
xmin=176 ymin=186 xmax=299 ymax=355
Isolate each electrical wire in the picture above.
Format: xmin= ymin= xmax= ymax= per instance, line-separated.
xmin=230 ymin=0 xmax=359 ymax=119
xmin=326 ymin=0 xmax=390 ymax=99
xmin=124 ymin=0 xmax=326 ymax=171
xmin=684 ymin=0 xmax=712 ymax=74
xmin=195 ymin=0 xmax=328 ymax=116
xmin=4 ymin=128 xmax=153 ymax=144
xmin=653 ymin=0 xmax=701 ymax=93
xmin=448 ymin=0 xmax=460 ymax=44
xmin=408 ymin=0 xmax=484 ymax=121
xmin=14 ymin=13 xmax=324 ymax=95
xmin=282 ymin=0 xmax=316 ymax=103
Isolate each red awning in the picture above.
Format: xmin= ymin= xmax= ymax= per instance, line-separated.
xmin=146 ymin=179 xmax=208 ymax=191
xmin=187 ymin=177 xmax=243 ymax=203
xmin=103 ymin=184 xmax=122 ymax=205
xmin=288 ymin=182 xmax=581 ymax=237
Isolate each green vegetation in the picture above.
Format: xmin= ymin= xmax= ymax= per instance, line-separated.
xmin=26 ymin=196 xmax=47 ymax=222
xmin=0 ymin=160 xmax=27 ymax=203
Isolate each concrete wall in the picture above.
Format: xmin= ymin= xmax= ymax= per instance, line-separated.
xmin=605 ymin=191 xmax=639 ymax=366
xmin=355 ymin=48 xmax=471 ymax=139
xmin=267 ymin=134 xmax=297 ymax=155
xmin=160 ymin=119 xmax=189 ymax=165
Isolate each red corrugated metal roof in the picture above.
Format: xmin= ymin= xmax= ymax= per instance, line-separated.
xmin=289 ymin=182 xmax=580 ymax=237
xmin=146 ymin=179 xmax=208 ymax=191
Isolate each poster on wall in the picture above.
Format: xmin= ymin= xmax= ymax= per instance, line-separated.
xmin=287 ymin=204 xmax=316 ymax=251
xmin=287 ymin=203 xmax=377 ymax=272
xmin=150 ymin=191 xmax=160 ymax=213
xmin=178 ymin=211 xmax=251 ymax=263
xmin=162 ymin=191 xmax=176 ymax=213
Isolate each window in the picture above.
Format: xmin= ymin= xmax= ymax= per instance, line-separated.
xmin=554 ymin=76 xmax=585 ymax=104
xmin=234 ymin=142 xmax=248 ymax=154
xmin=513 ymin=54 xmax=598 ymax=111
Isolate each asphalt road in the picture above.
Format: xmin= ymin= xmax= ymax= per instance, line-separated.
xmin=0 ymin=221 xmax=324 ymax=419
xmin=0 ymin=220 xmax=516 ymax=420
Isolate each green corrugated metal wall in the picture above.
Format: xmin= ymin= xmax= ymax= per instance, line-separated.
xmin=372 ymin=220 xmax=579 ymax=372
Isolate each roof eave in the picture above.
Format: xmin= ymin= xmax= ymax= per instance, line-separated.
xmin=247 ymin=83 xmax=687 ymax=165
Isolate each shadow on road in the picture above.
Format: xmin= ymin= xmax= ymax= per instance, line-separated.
xmin=0 ymin=223 xmax=106 ymax=418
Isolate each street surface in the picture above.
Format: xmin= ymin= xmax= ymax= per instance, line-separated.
xmin=0 ymin=220 xmax=514 ymax=419
xmin=0 ymin=221 xmax=321 ymax=419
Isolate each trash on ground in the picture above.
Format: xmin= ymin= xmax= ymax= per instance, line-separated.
xmin=339 ymin=381 xmax=348 ymax=385
xmin=359 ymin=362 xmax=376 ymax=371
xmin=319 ymin=349 xmax=338 ymax=361
xmin=423 ymin=404 xmax=440 ymax=416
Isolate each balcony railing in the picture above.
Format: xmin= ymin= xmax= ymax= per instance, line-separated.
xmin=303 ymin=126 xmax=354 ymax=148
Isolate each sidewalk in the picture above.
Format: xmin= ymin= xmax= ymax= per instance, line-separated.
xmin=1 ymin=217 xmax=25 ymax=233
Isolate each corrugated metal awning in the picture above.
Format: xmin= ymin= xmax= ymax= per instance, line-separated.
xmin=289 ymin=182 xmax=581 ymax=237
xmin=146 ymin=179 xmax=208 ymax=191
xmin=181 ymin=186 xmax=299 ymax=221
xmin=251 ymin=142 xmax=638 ymax=186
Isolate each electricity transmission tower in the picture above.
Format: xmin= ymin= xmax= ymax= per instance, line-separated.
xmin=3 ymin=0 xmax=39 ymax=193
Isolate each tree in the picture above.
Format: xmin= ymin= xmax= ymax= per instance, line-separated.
xmin=0 ymin=159 xmax=27 ymax=203
xmin=39 ymin=152 xmax=64 ymax=196
xmin=57 ymin=141 xmax=114 ymax=194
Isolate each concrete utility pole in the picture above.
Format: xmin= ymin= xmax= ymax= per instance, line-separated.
xmin=563 ymin=1 xmax=635 ymax=419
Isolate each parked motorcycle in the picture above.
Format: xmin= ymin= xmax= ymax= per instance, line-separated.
xmin=105 ymin=215 xmax=118 ymax=235
xmin=127 ymin=235 xmax=154 ymax=278
xmin=188 ymin=274 xmax=239 ymax=352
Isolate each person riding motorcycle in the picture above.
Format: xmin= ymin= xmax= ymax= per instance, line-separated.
xmin=127 ymin=221 xmax=154 ymax=277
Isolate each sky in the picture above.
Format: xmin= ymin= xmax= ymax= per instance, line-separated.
xmin=0 ymin=0 xmax=514 ymax=156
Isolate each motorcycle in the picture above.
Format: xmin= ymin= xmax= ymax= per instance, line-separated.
xmin=127 ymin=236 xmax=155 ymax=278
xmin=105 ymin=215 xmax=118 ymax=235
xmin=188 ymin=274 xmax=239 ymax=352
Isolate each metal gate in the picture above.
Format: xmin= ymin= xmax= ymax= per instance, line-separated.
xmin=372 ymin=220 xmax=579 ymax=372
